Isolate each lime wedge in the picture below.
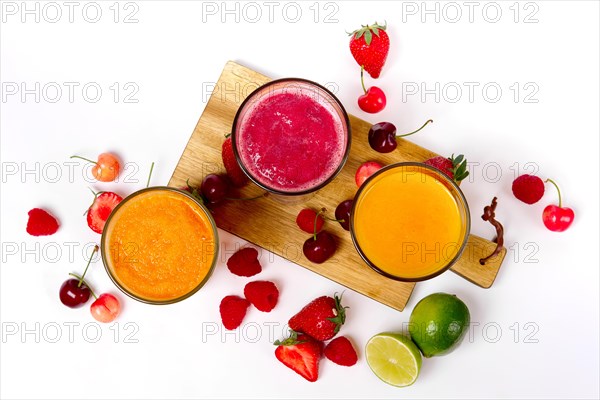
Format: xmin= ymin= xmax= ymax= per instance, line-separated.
xmin=365 ymin=332 xmax=422 ymax=387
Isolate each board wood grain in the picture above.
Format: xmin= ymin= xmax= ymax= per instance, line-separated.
xmin=168 ymin=61 xmax=506 ymax=311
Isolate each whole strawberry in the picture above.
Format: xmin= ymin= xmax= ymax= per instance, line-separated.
xmin=222 ymin=135 xmax=248 ymax=187
xmin=349 ymin=22 xmax=390 ymax=79
xmin=424 ymin=154 xmax=469 ymax=183
xmin=288 ymin=294 xmax=347 ymax=341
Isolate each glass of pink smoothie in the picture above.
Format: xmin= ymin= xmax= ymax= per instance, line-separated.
xmin=232 ymin=78 xmax=351 ymax=197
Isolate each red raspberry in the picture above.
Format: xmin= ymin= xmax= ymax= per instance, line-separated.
xmin=324 ymin=336 xmax=358 ymax=366
xmin=26 ymin=208 xmax=59 ymax=236
xmin=244 ymin=281 xmax=279 ymax=312
xmin=512 ymin=174 xmax=545 ymax=204
xmin=226 ymin=248 xmax=262 ymax=277
xmin=296 ymin=209 xmax=324 ymax=234
xmin=219 ymin=295 xmax=250 ymax=330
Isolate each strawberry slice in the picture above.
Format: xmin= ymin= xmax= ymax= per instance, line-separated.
xmin=274 ymin=331 xmax=323 ymax=382
xmin=355 ymin=161 xmax=383 ymax=187
xmin=87 ymin=191 xmax=123 ymax=234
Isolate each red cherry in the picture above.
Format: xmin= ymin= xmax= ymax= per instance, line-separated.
xmin=368 ymin=119 xmax=433 ymax=153
xmin=358 ymin=87 xmax=386 ymax=113
xmin=303 ymin=231 xmax=336 ymax=264
xmin=59 ymin=245 xmax=98 ymax=308
xmin=71 ymin=153 xmax=120 ymax=182
xmin=358 ymin=67 xmax=386 ymax=113
xmin=201 ymin=174 xmax=230 ymax=204
xmin=91 ymin=293 xmax=121 ymax=323
xmin=542 ymin=205 xmax=574 ymax=232
xmin=334 ymin=200 xmax=353 ymax=231
xmin=59 ymin=279 xmax=91 ymax=308
xmin=542 ymin=179 xmax=574 ymax=232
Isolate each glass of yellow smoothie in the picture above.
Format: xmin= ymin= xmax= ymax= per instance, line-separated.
xmin=101 ymin=187 xmax=218 ymax=304
xmin=351 ymin=163 xmax=470 ymax=282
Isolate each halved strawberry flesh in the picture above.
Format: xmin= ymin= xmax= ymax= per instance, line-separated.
xmin=274 ymin=333 xmax=322 ymax=382
xmin=87 ymin=192 xmax=123 ymax=234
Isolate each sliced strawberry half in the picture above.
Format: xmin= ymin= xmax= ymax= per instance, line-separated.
xmin=274 ymin=331 xmax=323 ymax=382
xmin=87 ymin=191 xmax=123 ymax=234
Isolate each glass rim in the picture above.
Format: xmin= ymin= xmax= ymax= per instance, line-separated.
xmin=100 ymin=186 xmax=219 ymax=305
xmin=350 ymin=162 xmax=471 ymax=282
xmin=231 ymin=77 xmax=352 ymax=196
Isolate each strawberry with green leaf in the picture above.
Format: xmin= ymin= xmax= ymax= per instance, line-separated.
xmin=349 ymin=22 xmax=390 ymax=79
xmin=424 ymin=154 xmax=470 ymax=183
xmin=288 ymin=294 xmax=347 ymax=341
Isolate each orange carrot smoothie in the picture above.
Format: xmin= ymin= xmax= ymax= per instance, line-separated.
xmin=351 ymin=163 xmax=470 ymax=281
xmin=101 ymin=187 xmax=218 ymax=304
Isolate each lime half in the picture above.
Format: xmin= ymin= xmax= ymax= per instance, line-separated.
xmin=365 ymin=332 xmax=422 ymax=387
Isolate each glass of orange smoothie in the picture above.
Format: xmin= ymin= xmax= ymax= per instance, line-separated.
xmin=101 ymin=187 xmax=218 ymax=304
xmin=351 ymin=163 xmax=470 ymax=282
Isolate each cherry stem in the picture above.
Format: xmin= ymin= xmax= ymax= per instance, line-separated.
xmin=69 ymin=273 xmax=98 ymax=299
xmin=313 ymin=208 xmax=326 ymax=241
xmin=224 ymin=192 xmax=268 ymax=201
xmin=324 ymin=216 xmax=345 ymax=223
xmin=545 ymin=178 xmax=562 ymax=208
xmin=77 ymin=245 xmax=99 ymax=288
xmin=146 ymin=161 xmax=155 ymax=188
xmin=70 ymin=155 xmax=97 ymax=165
xmin=360 ymin=66 xmax=367 ymax=94
xmin=397 ymin=119 xmax=434 ymax=138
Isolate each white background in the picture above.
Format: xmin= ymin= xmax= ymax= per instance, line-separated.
xmin=1 ymin=1 xmax=599 ymax=399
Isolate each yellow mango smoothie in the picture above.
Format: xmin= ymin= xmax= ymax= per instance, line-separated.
xmin=101 ymin=187 xmax=218 ymax=304
xmin=351 ymin=163 xmax=470 ymax=281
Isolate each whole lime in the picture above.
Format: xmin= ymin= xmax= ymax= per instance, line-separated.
xmin=408 ymin=292 xmax=470 ymax=358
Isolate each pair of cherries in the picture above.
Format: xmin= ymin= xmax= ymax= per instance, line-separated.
xmin=59 ymin=245 xmax=121 ymax=323
xmin=300 ymin=201 xmax=353 ymax=264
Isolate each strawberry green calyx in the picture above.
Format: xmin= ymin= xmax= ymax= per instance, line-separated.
xmin=327 ymin=293 xmax=348 ymax=334
xmin=450 ymin=154 xmax=469 ymax=183
xmin=349 ymin=22 xmax=387 ymax=46
xmin=274 ymin=330 xmax=306 ymax=346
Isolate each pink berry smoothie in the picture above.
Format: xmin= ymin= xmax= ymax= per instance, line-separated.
xmin=234 ymin=80 xmax=350 ymax=194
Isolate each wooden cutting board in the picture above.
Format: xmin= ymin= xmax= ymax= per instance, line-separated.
xmin=168 ymin=61 xmax=506 ymax=311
